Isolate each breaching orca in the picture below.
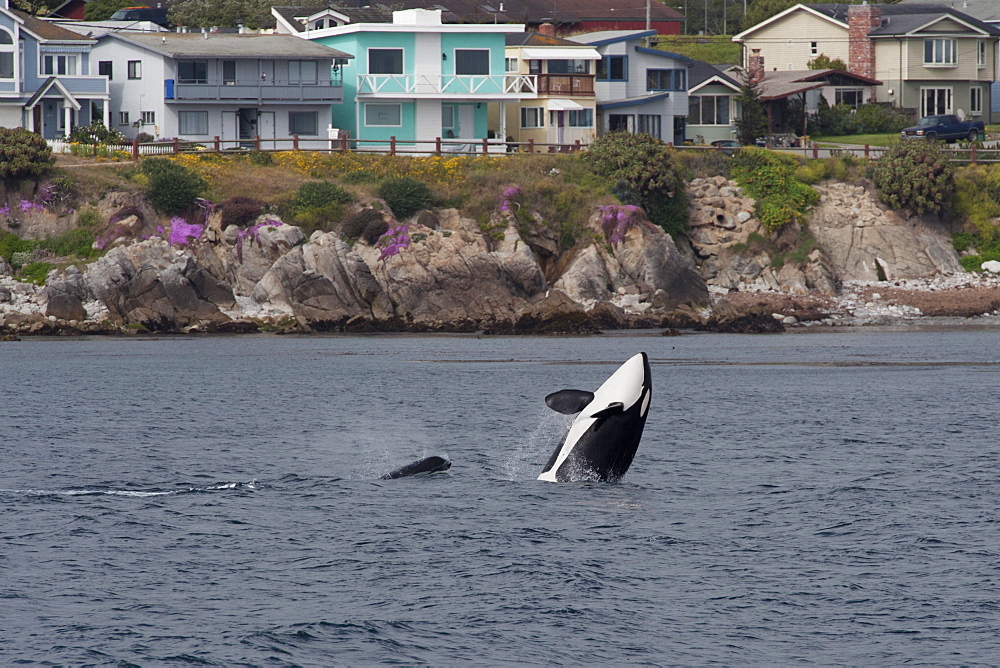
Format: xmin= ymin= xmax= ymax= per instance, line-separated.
xmin=380 ymin=455 xmax=452 ymax=480
xmin=538 ymin=352 xmax=652 ymax=483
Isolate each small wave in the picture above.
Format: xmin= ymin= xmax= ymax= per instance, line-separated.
xmin=1 ymin=480 xmax=259 ymax=498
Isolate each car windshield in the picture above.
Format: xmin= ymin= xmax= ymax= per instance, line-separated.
xmin=917 ymin=116 xmax=942 ymax=127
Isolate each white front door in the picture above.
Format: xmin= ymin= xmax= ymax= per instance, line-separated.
xmin=258 ymin=111 xmax=275 ymax=146
xmin=458 ymin=104 xmax=474 ymax=139
xmin=221 ymin=111 xmax=238 ymax=146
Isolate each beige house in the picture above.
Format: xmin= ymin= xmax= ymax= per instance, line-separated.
xmin=495 ymin=30 xmax=600 ymax=151
xmin=733 ymin=3 xmax=1000 ymax=119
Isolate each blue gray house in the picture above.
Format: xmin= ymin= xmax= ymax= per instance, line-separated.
xmin=0 ymin=0 xmax=109 ymax=138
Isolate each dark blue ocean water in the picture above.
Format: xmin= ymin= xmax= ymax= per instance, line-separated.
xmin=2 ymin=330 xmax=1000 ymax=665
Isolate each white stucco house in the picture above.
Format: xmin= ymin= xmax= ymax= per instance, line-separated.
xmin=89 ymin=31 xmax=352 ymax=147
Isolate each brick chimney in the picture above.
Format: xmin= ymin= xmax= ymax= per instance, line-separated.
xmin=747 ymin=49 xmax=764 ymax=84
xmin=848 ymin=3 xmax=881 ymax=80
xmin=538 ymin=21 xmax=555 ymax=37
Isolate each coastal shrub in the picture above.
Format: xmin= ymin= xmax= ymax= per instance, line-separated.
xmin=795 ymin=155 xmax=863 ymax=185
xmin=67 ymin=121 xmax=125 ymax=145
xmin=342 ymin=170 xmax=377 ymax=184
xmin=952 ymin=165 xmax=1000 ymax=241
xmin=220 ymin=196 xmax=266 ymax=228
xmin=293 ymin=181 xmax=352 ymax=210
xmin=377 ymin=177 xmax=434 ymax=219
xmin=584 ymin=132 xmax=687 ymax=237
xmin=674 ymin=148 xmax=731 ymax=180
xmin=76 ymin=208 xmax=102 ymax=229
xmin=871 ymin=141 xmax=953 ymax=214
xmin=39 ymin=228 xmax=99 ymax=259
xmin=140 ymin=158 xmax=207 ymax=215
xmin=730 ymin=148 xmax=818 ymax=231
xmin=0 ymin=231 xmax=33 ymax=262
xmin=0 ymin=127 xmax=54 ymax=180
xmin=18 ymin=261 xmax=53 ymax=285
xmin=340 ymin=208 xmax=389 ymax=245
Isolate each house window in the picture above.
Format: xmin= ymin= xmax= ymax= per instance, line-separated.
xmin=646 ymin=69 xmax=685 ymax=91
xmin=179 ymin=110 xmax=209 ymax=135
xmin=567 ymin=108 xmax=593 ymax=127
xmin=140 ymin=111 xmax=155 ymax=125
xmin=978 ymin=41 xmax=987 ymax=68
xmin=118 ymin=111 xmax=129 ymax=126
xmin=608 ymin=114 xmax=634 ymax=132
xmin=528 ymin=59 xmax=542 ymax=75
xmin=0 ymin=29 xmax=13 ymax=80
xmin=971 ymin=86 xmax=983 ymax=115
xmin=177 ymin=60 xmax=207 ymax=84
xmin=921 ymin=87 xmax=952 ymax=116
xmin=811 ymin=41 xmax=818 ymax=56
xmin=442 ymin=105 xmax=455 ymax=130
xmin=127 ymin=60 xmax=142 ymax=79
xmin=289 ymin=111 xmax=319 ymax=135
xmin=638 ymin=114 xmax=661 ymax=139
xmin=597 ymin=55 xmax=626 ymax=81
xmin=924 ymin=39 xmax=957 ymax=66
xmin=455 ymin=49 xmax=489 ymax=75
xmin=688 ymin=95 xmax=730 ymax=125
xmin=520 ymin=107 xmax=544 ymax=128
xmin=368 ymin=48 xmax=403 ymax=74
xmin=834 ymin=88 xmax=864 ymax=108
xmin=547 ymin=60 xmax=589 ymax=74
xmin=98 ymin=61 xmax=112 ymax=79
xmin=505 ymin=57 xmax=517 ymax=73
xmin=42 ymin=55 xmax=78 ymax=76
xmin=289 ymin=60 xmax=318 ymax=84
xmin=364 ymin=103 xmax=401 ymax=126
xmin=223 ymin=60 xmax=236 ymax=85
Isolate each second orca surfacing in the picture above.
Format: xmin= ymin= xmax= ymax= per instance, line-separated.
xmin=538 ymin=352 xmax=652 ymax=483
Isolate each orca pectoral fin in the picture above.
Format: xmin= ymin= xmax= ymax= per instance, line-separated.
xmin=591 ymin=402 xmax=625 ymax=419
xmin=545 ymin=389 xmax=595 ymax=414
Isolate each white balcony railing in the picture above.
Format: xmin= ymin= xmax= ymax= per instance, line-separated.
xmin=357 ymin=74 xmax=536 ymax=97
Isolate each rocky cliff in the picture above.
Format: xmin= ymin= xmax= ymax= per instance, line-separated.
xmin=1 ymin=201 xmax=708 ymax=335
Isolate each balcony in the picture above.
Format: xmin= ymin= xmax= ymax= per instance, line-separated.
xmin=535 ymin=74 xmax=595 ymax=96
xmin=165 ymin=78 xmax=343 ymax=104
xmin=357 ymin=74 xmax=537 ymax=98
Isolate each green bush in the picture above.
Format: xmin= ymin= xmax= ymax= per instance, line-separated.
xmin=871 ymin=141 xmax=953 ymax=214
xmin=76 ymin=208 xmax=102 ymax=229
xmin=0 ymin=231 xmax=34 ymax=262
xmin=584 ymin=132 xmax=687 ymax=236
xmin=340 ymin=208 xmax=389 ymax=245
xmin=952 ymin=165 xmax=1000 ymax=241
xmin=730 ymin=148 xmax=818 ymax=231
xmin=293 ymin=181 xmax=352 ymax=210
xmin=0 ymin=127 xmax=54 ymax=179
xmin=140 ymin=158 xmax=207 ymax=214
xmin=39 ymin=228 xmax=99 ymax=258
xmin=68 ymin=121 xmax=125 ymax=144
xmin=18 ymin=261 xmax=53 ymax=285
xmin=377 ymin=177 xmax=434 ymax=219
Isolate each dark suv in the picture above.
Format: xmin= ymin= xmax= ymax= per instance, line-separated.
xmin=109 ymin=6 xmax=171 ymax=27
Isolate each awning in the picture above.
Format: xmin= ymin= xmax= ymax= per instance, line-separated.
xmin=548 ymin=99 xmax=585 ymax=110
xmin=520 ymin=47 xmax=601 ymax=60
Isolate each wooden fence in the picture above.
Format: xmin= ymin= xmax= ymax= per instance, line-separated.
xmin=48 ymin=136 xmax=1000 ymax=164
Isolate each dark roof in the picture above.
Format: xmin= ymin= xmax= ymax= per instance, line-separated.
xmin=506 ymin=31 xmax=587 ymax=47
xmin=805 ymin=3 xmax=1000 ymax=36
xmin=13 ymin=9 xmax=94 ymax=41
xmin=272 ymin=4 xmax=392 ymax=30
xmin=688 ymin=60 xmax=741 ymax=89
xmin=276 ymin=0 xmax=681 ymax=27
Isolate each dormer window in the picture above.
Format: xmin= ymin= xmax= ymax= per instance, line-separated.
xmin=0 ymin=30 xmax=13 ymax=80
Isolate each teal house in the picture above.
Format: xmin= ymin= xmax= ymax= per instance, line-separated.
xmin=275 ymin=7 xmax=535 ymax=150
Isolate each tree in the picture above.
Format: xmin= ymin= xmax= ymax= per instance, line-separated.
xmin=735 ymin=78 xmax=768 ymax=146
xmin=84 ymin=0 xmax=134 ymax=20
xmin=0 ymin=128 xmax=54 ymax=180
xmin=10 ymin=0 xmax=50 ymax=16
xmin=807 ymin=54 xmax=847 ymax=71
xmin=168 ymin=0 xmax=274 ymax=29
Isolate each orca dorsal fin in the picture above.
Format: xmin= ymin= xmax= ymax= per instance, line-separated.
xmin=545 ymin=389 xmax=595 ymax=414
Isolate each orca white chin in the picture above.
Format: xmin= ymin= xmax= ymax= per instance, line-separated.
xmin=538 ymin=352 xmax=652 ymax=483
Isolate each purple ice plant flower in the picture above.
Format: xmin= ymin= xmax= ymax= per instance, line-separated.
xmin=497 ymin=184 xmax=523 ymax=217
xmin=377 ymin=223 xmax=411 ymax=261
xmin=235 ymin=217 xmax=283 ymax=263
xmin=599 ymin=204 xmax=643 ymax=245
xmin=167 ymin=216 xmax=205 ymax=246
xmin=18 ymin=199 xmax=43 ymax=215
xmin=0 ymin=203 xmax=10 ymax=218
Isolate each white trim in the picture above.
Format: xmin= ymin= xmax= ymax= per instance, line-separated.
xmin=519 ymin=47 xmax=601 ymax=60
xmin=291 ymin=22 xmax=526 ymax=39
xmin=367 ymin=46 xmax=404 ymax=75
xmin=903 ymin=14 xmax=993 ymax=38
xmin=453 ymin=47 xmax=490 ymax=76
xmin=732 ymin=4 xmax=844 ymax=42
xmin=688 ymin=74 xmax=741 ymax=95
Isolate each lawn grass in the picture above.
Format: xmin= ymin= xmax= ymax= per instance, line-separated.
xmin=811 ymin=133 xmax=902 ymax=147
